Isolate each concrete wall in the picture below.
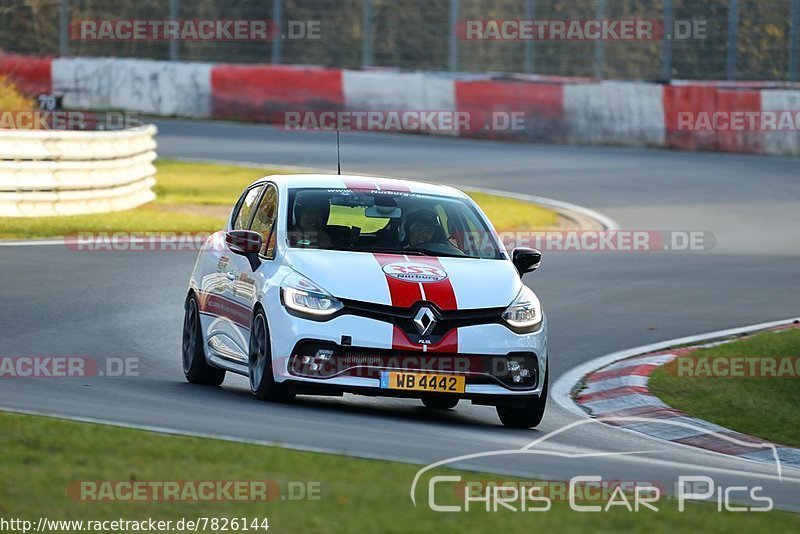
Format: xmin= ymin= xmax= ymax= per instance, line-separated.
xmin=2 ymin=54 xmax=799 ymax=157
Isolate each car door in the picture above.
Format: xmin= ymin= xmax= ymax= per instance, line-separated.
xmin=201 ymin=184 xmax=264 ymax=364
xmin=221 ymin=183 xmax=281 ymax=361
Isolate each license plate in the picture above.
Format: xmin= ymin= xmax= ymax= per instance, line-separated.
xmin=380 ymin=371 xmax=465 ymax=393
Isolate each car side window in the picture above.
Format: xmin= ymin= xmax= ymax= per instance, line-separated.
xmin=249 ymin=184 xmax=278 ymax=258
xmin=232 ymin=186 xmax=264 ymax=230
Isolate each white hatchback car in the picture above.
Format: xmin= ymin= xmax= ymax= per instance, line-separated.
xmin=183 ymin=174 xmax=548 ymax=427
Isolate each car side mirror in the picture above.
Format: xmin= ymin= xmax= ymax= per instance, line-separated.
xmin=226 ymin=230 xmax=263 ymax=271
xmin=512 ymin=247 xmax=542 ymax=276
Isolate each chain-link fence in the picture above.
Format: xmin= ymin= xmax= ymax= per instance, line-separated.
xmin=1 ymin=0 xmax=798 ymax=81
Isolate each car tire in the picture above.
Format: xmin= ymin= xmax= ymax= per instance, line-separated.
xmin=182 ymin=293 xmax=226 ymax=386
xmin=249 ymin=308 xmax=295 ymax=403
xmin=422 ymin=397 xmax=459 ymax=410
xmin=496 ymin=368 xmax=548 ymax=429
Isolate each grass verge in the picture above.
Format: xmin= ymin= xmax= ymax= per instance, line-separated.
xmin=0 ymin=160 xmax=285 ymax=239
xmin=0 ymin=160 xmax=557 ymax=239
xmin=649 ymin=327 xmax=800 ymax=447
xmin=1 ymin=412 xmax=797 ymax=532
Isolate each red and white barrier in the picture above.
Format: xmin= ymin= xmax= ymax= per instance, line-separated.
xmin=212 ymin=64 xmax=343 ymax=123
xmin=0 ymin=54 xmax=52 ymax=95
xmin=565 ymin=81 xmax=665 ymax=147
xmin=2 ymin=54 xmax=799 ymax=157
xmin=455 ymin=77 xmax=564 ymax=142
xmin=663 ymin=84 xmax=763 ymax=153
xmin=761 ymin=90 xmax=800 ymax=156
xmin=52 ymin=57 xmax=212 ymax=117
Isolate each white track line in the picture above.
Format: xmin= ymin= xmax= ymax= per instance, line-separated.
xmin=0 ymin=239 xmax=65 ymax=247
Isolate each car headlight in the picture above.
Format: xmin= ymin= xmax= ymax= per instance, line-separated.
xmin=281 ymin=271 xmax=343 ymax=316
xmin=502 ymin=285 xmax=543 ymax=330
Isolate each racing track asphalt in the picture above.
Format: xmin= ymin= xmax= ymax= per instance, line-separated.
xmin=2 ymin=120 xmax=799 ymax=510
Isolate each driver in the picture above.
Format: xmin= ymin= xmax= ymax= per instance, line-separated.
xmin=293 ymin=196 xmax=332 ymax=248
xmin=402 ymin=209 xmax=464 ymax=255
xmin=404 ymin=209 xmax=439 ymax=247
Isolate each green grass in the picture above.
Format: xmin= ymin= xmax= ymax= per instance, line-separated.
xmin=649 ymin=327 xmax=800 ymax=447
xmin=466 ymin=191 xmax=557 ymax=230
xmin=0 ymin=160 xmax=282 ymax=239
xmin=1 ymin=412 xmax=797 ymax=533
xmin=0 ymin=160 xmax=558 ymax=239
xmin=151 ymin=160 xmax=277 ymax=206
xmin=0 ymin=205 xmax=227 ymax=240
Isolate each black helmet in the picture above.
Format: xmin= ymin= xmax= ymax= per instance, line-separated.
xmin=404 ymin=209 xmax=439 ymax=232
xmin=294 ymin=194 xmax=330 ymax=224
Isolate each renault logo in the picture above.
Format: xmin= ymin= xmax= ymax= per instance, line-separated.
xmin=413 ymin=307 xmax=437 ymax=337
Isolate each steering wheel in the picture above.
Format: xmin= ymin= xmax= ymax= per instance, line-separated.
xmin=415 ymin=241 xmax=466 ymax=256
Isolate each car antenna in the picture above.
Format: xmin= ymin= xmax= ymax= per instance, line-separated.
xmin=336 ymin=129 xmax=342 ymax=175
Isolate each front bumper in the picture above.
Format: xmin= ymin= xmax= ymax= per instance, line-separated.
xmin=267 ymin=301 xmax=548 ymax=399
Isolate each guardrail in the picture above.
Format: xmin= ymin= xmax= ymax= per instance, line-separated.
xmin=0 ymin=124 xmax=157 ymax=217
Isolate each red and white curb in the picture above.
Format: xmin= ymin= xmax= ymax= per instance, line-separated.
xmin=552 ymin=318 xmax=800 ymax=469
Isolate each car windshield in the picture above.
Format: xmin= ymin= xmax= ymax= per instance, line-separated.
xmin=287 ymin=188 xmax=503 ymax=259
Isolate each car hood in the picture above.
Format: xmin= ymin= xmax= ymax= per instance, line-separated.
xmin=284 ymin=249 xmax=521 ymax=311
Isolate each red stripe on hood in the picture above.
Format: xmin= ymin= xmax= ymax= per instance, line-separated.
xmin=414 ymin=257 xmax=458 ymax=311
xmin=372 ymin=253 xmax=423 ymax=308
xmin=375 ymin=254 xmax=459 ymax=353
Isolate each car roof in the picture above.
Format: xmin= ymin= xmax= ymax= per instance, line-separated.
xmin=251 ymin=173 xmax=469 ymax=199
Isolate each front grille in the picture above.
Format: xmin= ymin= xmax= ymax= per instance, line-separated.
xmin=340 ymin=299 xmax=506 ymax=339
